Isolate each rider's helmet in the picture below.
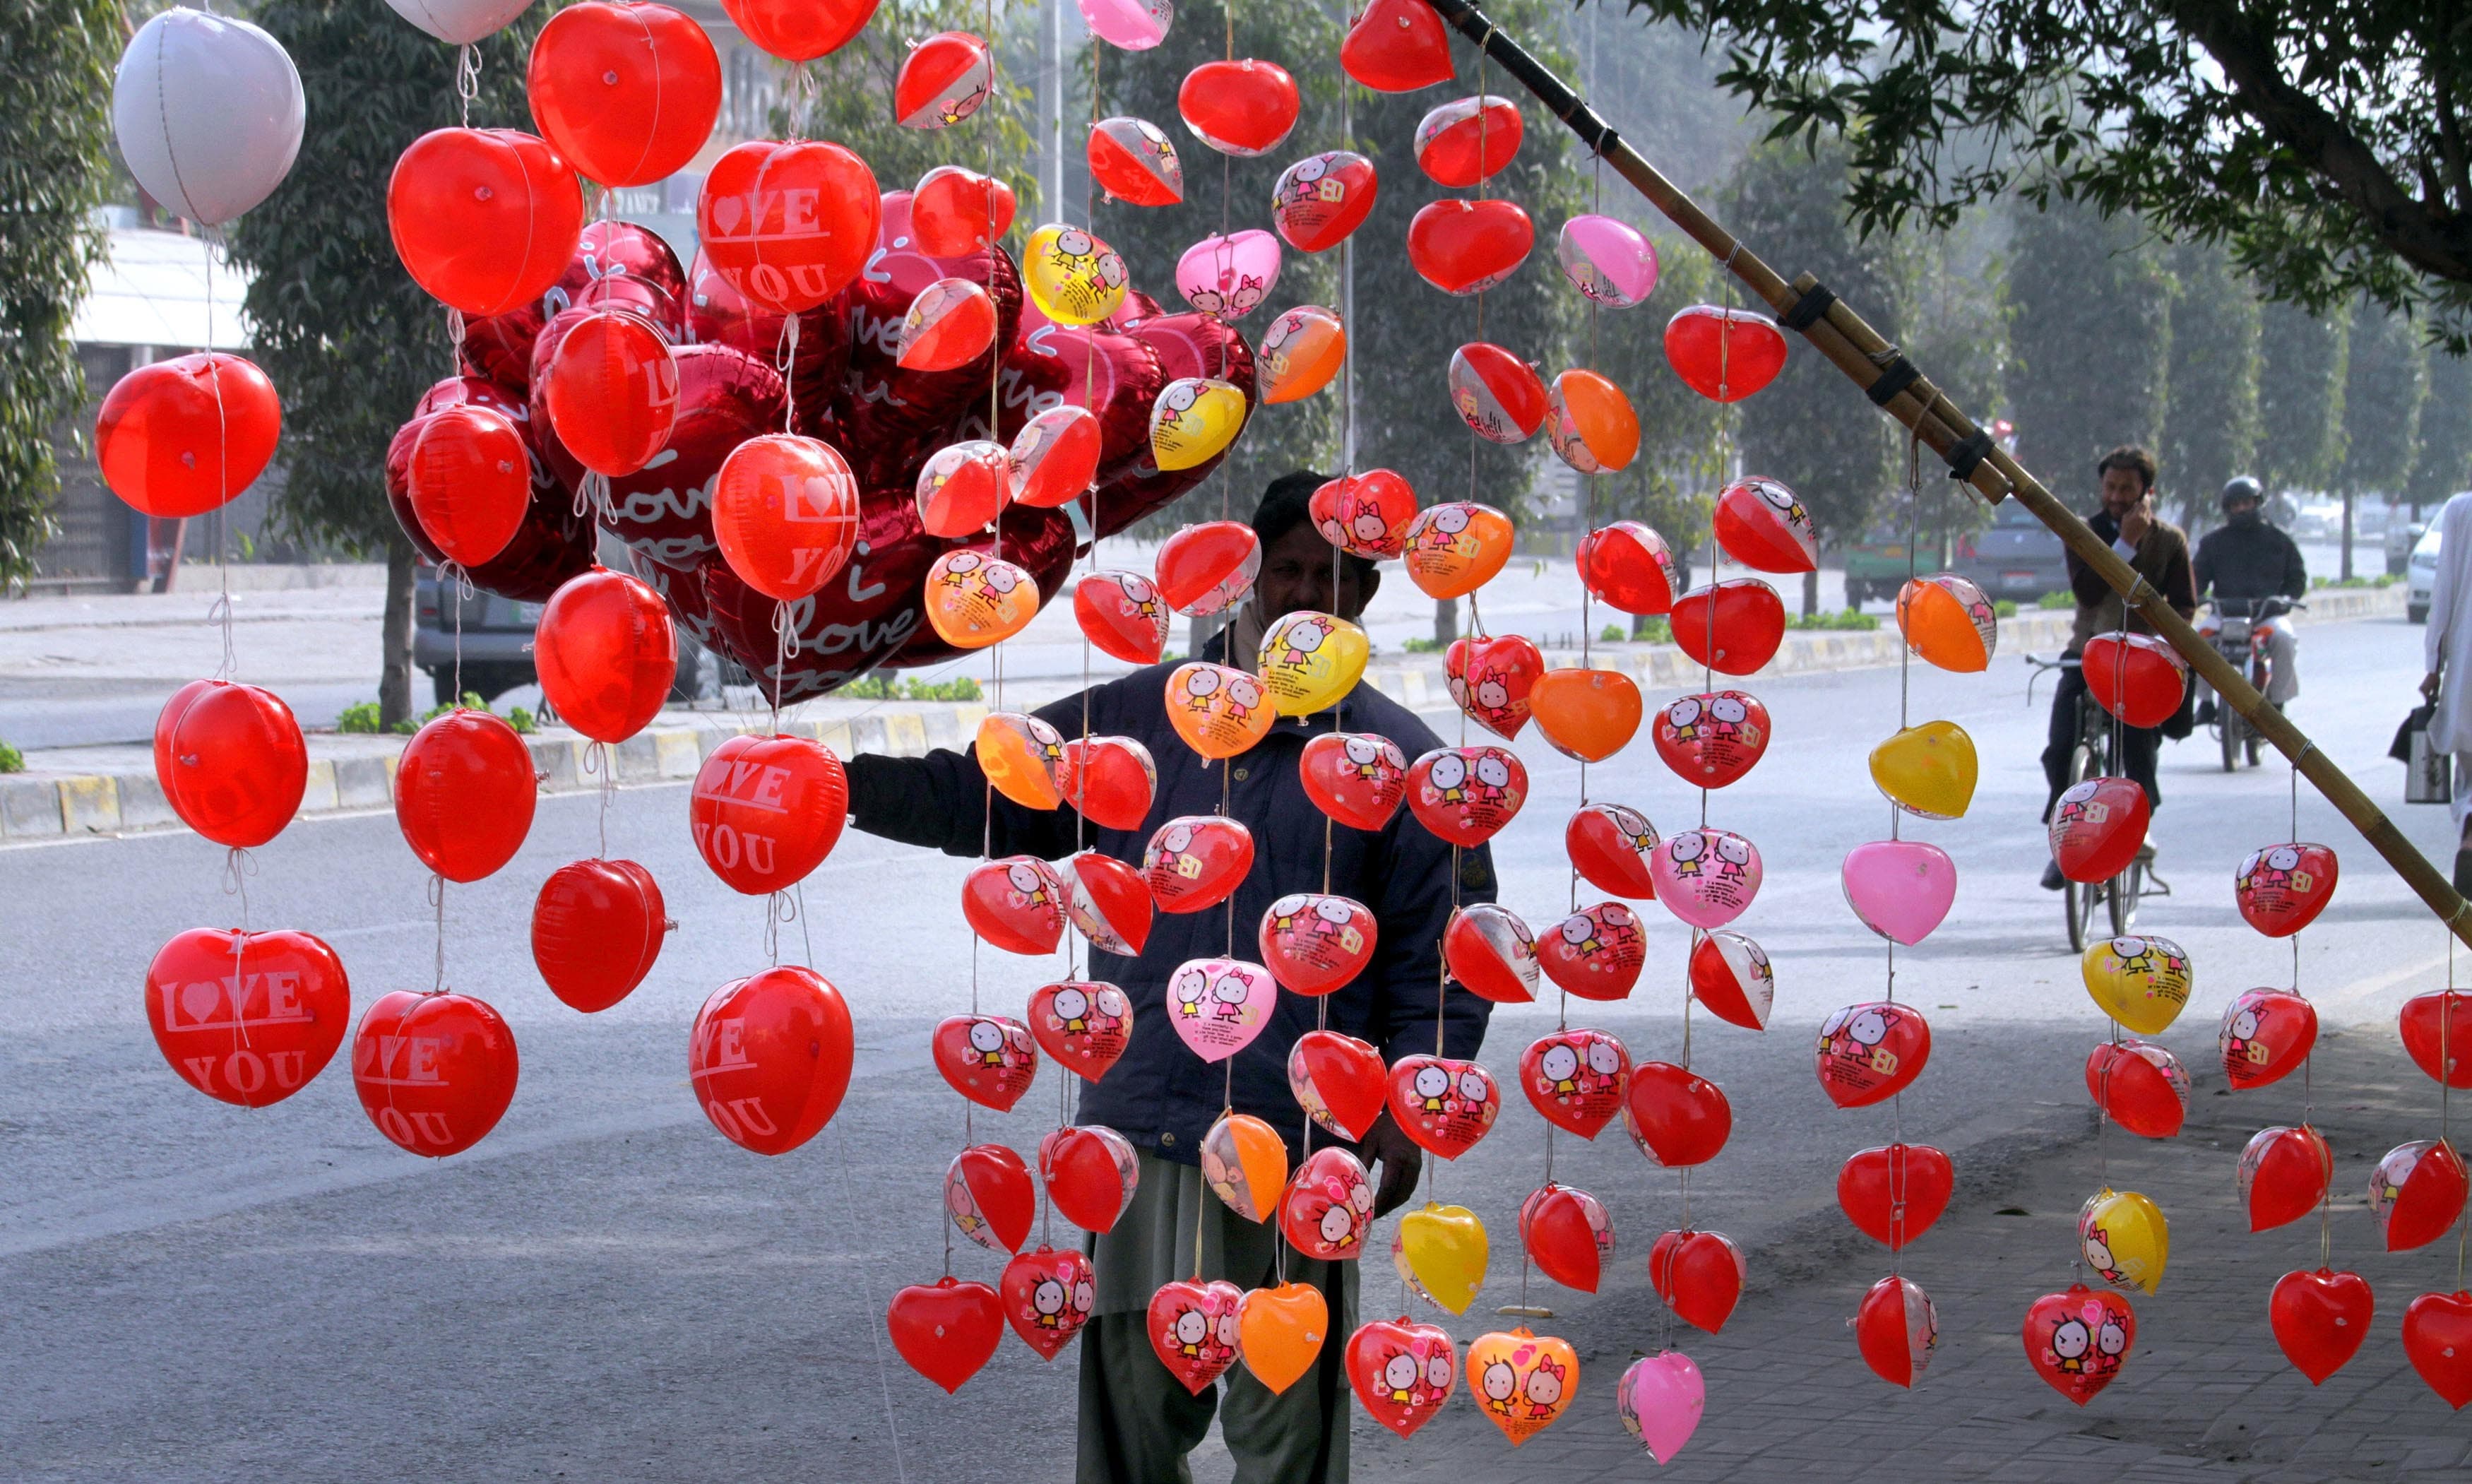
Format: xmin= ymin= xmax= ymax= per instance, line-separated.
xmin=2219 ymin=476 xmax=2264 ymax=511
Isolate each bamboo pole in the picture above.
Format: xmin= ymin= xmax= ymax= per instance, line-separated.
xmin=1421 ymin=0 xmax=2472 ymax=946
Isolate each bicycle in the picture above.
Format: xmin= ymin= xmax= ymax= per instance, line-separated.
xmin=2027 ymin=654 xmax=2154 ymax=951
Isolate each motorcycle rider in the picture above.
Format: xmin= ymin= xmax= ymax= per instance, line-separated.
xmin=2192 ymin=476 xmax=2307 ymax=716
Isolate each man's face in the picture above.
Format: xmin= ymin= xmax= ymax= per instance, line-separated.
xmin=1254 ymin=520 xmax=1377 ymax=623
xmin=2225 ymin=495 xmax=2260 ymax=522
xmin=2100 ymin=466 xmax=2148 ymax=518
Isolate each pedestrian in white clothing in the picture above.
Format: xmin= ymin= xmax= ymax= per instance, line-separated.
xmin=2418 ymin=490 xmax=2472 ymax=891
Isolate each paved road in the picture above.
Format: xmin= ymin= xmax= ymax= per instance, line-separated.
xmin=0 ymin=612 xmax=2458 ymax=1481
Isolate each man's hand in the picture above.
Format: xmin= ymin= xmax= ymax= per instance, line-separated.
xmin=2425 ymin=670 xmax=2444 ymax=704
xmin=1360 ymin=1109 xmax=1425 ymax=1218
xmin=2119 ymin=494 xmax=2153 ymax=548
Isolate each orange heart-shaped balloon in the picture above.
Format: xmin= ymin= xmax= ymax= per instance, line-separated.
xmin=1465 ymin=1327 xmax=1577 ymax=1446
xmin=1237 ymin=1282 xmax=1329 ymax=1395
xmin=1401 ymin=501 xmax=1514 ymax=599
xmin=1531 ymin=667 xmax=1642 ymax=761
xmin=977 ymin=711 xmax=1066 ymax=810
xmin=1165 ymin=661 xmax=1273 ymax=759
xmin=925 ymin=549 xmax=1040 ymax=648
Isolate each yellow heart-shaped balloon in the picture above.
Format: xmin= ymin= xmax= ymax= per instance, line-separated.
xmin=1465 ymin=1326 xmax=1578 ymax=1447
xmin=1868 ymin=720 xmax=1978 ymax=819
xmin=1023 ymin=223 xmax=1129 ymax=326
xmin=2079 ymin=1187 xmax=2169 ymax=1295
xmin=977 ymin=711 xmax=1065 ymax=811
xmin=924 ymin=550 xmax=1040 ymax=648
xmin=1151 ymin=378 xmax=1249 ymax=471
xmin=1396 ymin=1201 xmax=1488 ymax=1314
xmin=1201 ymin=1112 xmax=1289 ymax=1223
xmin=1165 ymin=661 xmax=1276 ymax=759
xmin=1257 ymin=610 xmax=1369 ymax=716
xmin=2081 ymin=934 xmax=2193 ymax=1035
xmin=1237 ymin=1281 xmax=1329 ymax=1395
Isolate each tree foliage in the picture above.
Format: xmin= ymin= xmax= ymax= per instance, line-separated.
xmin=2000 ymin=195 xmax=2170 ymax=501
xmin=2407 ymin=351 xmax=2472 ymax=510
xmin=2254 ymin=299 xmax=2348 ymax=497
xmin=2337 ymin=297 xmax=2427 ymax=496
xmin=1 ymin=0 xmax=119 ymax=587
xmin=2158 ymin=239 xmax=2260 ymax=521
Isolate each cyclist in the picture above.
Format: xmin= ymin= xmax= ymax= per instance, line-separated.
xmin=2040 ymin=445 xmax=2197 ymax=890
xmin=2192 ymin=475 xmax=2307 ymax=718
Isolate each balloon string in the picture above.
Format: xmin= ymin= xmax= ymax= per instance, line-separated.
xmin=780 ymin=312 xmax=800 ymax=434
xmin=427 ymin=872 xmax=447 ymax=993
xmin=204 ymin=232 xmax=237 ymax=679
xmin=445 ymin=559 xmax=466 ymax=707
xmin=456 ymin=42 xmax=478 ymax=129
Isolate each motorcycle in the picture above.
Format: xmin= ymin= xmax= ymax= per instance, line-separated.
xmin=2196 ymin=596 xmax=2302 ymax=771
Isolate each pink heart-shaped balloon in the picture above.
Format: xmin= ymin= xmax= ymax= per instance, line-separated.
xmin=1617 ymin=1351 xmax=1705 ymax=1464
xmin=1841 ymin=840 xmax=1956 ymax=946
xmin=1648 ymin=827 xmax=1760 ymax=930
xmin=1165 ymin=958 xmax=1276 ymax=1062
xmin=1175 ymin=230 xmax=1282 ymax=319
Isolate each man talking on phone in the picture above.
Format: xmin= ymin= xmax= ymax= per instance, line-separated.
xmin=2039 ymin=445 xmax=2197 ymax=889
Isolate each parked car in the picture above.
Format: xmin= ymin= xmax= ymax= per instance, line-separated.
xmin=2411 ymin=523 xmax=2442 ymax=623
xmin=414 ymin=567 xmax=542 ymax=705
xmin=2290 ymin=499 xmax=2343 ymax=540
xmin=1841 ymin=523 xmax=1947 ymax=609
xmin=1952 ymin=500 xmax=2070 ymax=602
xmin=2389 ymin=516 xmax=2430 ymax=576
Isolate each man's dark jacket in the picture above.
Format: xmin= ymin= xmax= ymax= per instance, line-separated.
xmin=2193 ymin=518 xmax=2307 ymax=602
xmin=845 ymin=643 xmax=1496 ymax=1168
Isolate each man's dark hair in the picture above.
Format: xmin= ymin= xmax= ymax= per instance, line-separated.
xmin=1252 ymin=470 xmax=1377 ymax=580
xmin=2096 ymin=445 xmax=2157 ymax=492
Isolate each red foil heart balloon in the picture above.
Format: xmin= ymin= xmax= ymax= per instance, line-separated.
xmin=1687 ymin=930 xmax=1773 ymax=1031
xmin=2218 ymin=989 xmax=2318 ymax=1091
xmin=2372 ymin=1139 xmax=2469 ymax=1251
xmin=1064 ymin=849 xmax=1153 ymax=956
xmin=946 ymin=1143 xmax=1035 ymax=1253
xmin=1648 ymin=1229 xmax=1744 ymax=1333
xmin=1623 ymin=1062 xmax=1730 ymax=1167
xmin=1074 ymin=569 xmax=1172 ymax=664
xmin=2240 ymin=1124 xmax=2333 ymax=1231
xmin=1576 ymin=521 xmax=1677 ymax=615
xmin=1040 ymin=1124 xmax=1140 ymax=1232
xmin=1519 ymin=1029 xmax=1630 ymax=1139
xmin=933 ymin=1014 xmax=1040 ymax=1111
xmin=1149 ymin=1279 xmax=1245 ymax=1394
xmin=2402 ymin=990 xmax=2472 ymax=1088
xmin=888 ymin=1276 xmax=1003 ymax=1394
xmin=1406 ymin=745 xmax=1527 ymax=847
xmin=1444 ymin=633 xmax=1543 ymax=739
xmin=2085 ymin=1038 xmax=2189 ymax=1138
xmin=1663 ymin=304 xmax=1788 ymax=401
xmin=1815 ymin=1003 xmax=1932 ymax=1108
xmin=1027 ymin=980 xmax=1134 ymax=1081
xmin=689 ymin=734 xmax=848 ymax=894
xmin=2049 ymin=776 xmax=2150 ymax=883
xmin=145 ymin=927 xmax=348 ymax=1108
xmin=2270 ymin=1268 xmax=2374 ymax=1384
xmin=1290 ymin=1030 xmax=1387 ymax=1141
xmin=962 ymin=855 xmax=1068 ymax=954
xmin=1670 ymin=581 xmax=1785 ymax=675
xmin=153 ymin=679 xmax=307 ymax=848
xmin=1857 ymin=1275 xmax=1940 ymax=1388
xmin=1407 ymin=198 xmax=1535 ymax=295
xmin=1652 ymin=689 xmax=1771 ymax=788
xmin=1143 ymin=815 xmax=1256 ymax=911
xmin=1836 ymin=1143 xmax=1954 ymax=1247
xmin=1566 ymin=803 xmax=1659 ymax=898
xmin=1346 ymin=1318 xmax=1458 ymax=1440
xmin=1521 ymin=1185 xmax=1615 ymax=1292
xmin=1341 ymin=0 xmax=1454 ymax=92
xmin=1259 ymin=892 xmax=1379 ymax=995
xmin=1537 ymin=903 xmax=1646 ymax=1002
xmin=531 ymin=858 xmax=667 ymax=1012
xmin=1444 ymin=903 xmax=1538 ymax=1004
xmin=352 ymin=990 xmax=520 ymax=1158
xmin=1300 ymin=732 xmax=1409 ymax=831
xmin=688 ymin=966 xmax=855 ymax=1154
xmin=1002 ymin=1246 xmax=1097 ymax=1360
xmin=1056 ymin=735 xmax=1158 ymax=831
xmin=2023 ymin=1284 xmax=2134 ymax=1406
xmin=395 ymin=708 xmax=537 ymax=882
xmin=2403 ymin=1290 xmax=2472 ymax=1408
xmin=2081 ymin=631 xmax=2189 ymax=728
xmin=1280 ymin=1146 xmax=1376 ymax=1260
xmin=1387 ymin=1056 xmax=1501 ymax=1158
xmin=2234 ymin=842 xmax=2339 ymax=936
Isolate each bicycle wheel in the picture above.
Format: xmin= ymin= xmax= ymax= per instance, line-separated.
xmin=2106 ymin=859 xmax=2144 ymax=937
xmin=2068 ymin=875 xmax=2099 ymax=953
xmin=2220 ymin=707 xmax=2242 ymax=771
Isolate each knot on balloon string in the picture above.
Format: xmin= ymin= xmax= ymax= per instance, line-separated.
xmin=771 ymin=600 xmax=804 ymax=659
xmin=220 ymin=845 xmax=258 ymax=922
xmin=206 ymin=591 xmax=238 ymax=678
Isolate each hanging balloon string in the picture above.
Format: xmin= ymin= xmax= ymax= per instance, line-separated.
xmin=427 ymin=872 xmax=448 ymax=994
xmin=442 ymin=560 xmax=470 ymax=705
xmin=764 ymin=887 xmax=798 ymax=967
xmin=821 ymin=1152 xmax=911 ymax=1484
xmin=768 ymin=600 xmax=797 ymax=735
xmin=201 ymin=228 xmax=238 ymax=681
xmin=581 ymin=740 xmax=616 ymax=857
xmin=456 ymin=42 xmax=479 ymax=129
xmin=779 ymin=312 xmax=802 ymax=434
xmin=1884 ymin=426 xmax=1928 ymax=1257
xmin=984 ymin=0 xmax=1002 ymax=443
xmin=220 ymin=843 xmax=257 ymax=929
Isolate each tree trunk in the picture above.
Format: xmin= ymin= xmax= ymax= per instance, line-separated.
xmin=1433 ymin=595 xmax=1458 ymax=646
xmin=1802 ymin=566 xmax=1820 ymax=617
xmin=379 ymin=533 xmax=416 ymax=729
xmin=2341 ymin=492 xmax=2355 ymax=581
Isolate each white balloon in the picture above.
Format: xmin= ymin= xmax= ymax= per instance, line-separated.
xmin=112 ymin=9 xmax=305 ymax=227
xmin=382 ymin=0 xmax=535 ymax=46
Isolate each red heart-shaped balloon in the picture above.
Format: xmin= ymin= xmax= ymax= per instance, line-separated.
xmin=2373 ymin=1139 xmax=2469 ymax=1251
xmin=1537 ymin=903 xmax=1646 ymax=1002
xmin=1415 ymin=95 xmax=1523 ymax=187
xmin=98 ymin=352 xmax=284 ymax=518
xmin=1406 ymin=198 xmax=1535 ymax=296
xmin=145 ymin=927 xmax=348 ymax=1108
xmin=1519 ymin=1029 xmax=1630 ymax=1138
xmin=689 ymin=733 xmax=848 ymax=894
xmin=912 ymin=165 xmax=1018 ymax=256
xmin=2081 ymin=631 xmax=2188 ymax=729
xmin=2270 ymin=1268 xmax=2374 ymax=1384
xmin=352 ymin=990 xmax=520 ymax=1158
xmin=1576 ymin=521 xmax=1677 ymax=615
xmin=1857 ymin=1274 xmax=1939 ymax=1388
xmin=1649 ymin=1229 xmax=1745 ymax=1334
xmin=1300 ymin=732 xmax=1409 ymax=831
xmin=720 ymin=0 xmax=879 ymax=65
xmin=1290 ymin=1030 xmax=1388 ymax=1141
xmin=1073 ymin=569 xmax=1172 ymax=665
xmin=1386 ymin=1055 xmax=1501 ymax=1158
xmin=1623 ymin=1061 xmax=1730 ymax=1166
xmin=531 ymin=857 xmax=667 ymax=1013
xmin=1521 ymin=1185 xmax=1615 ymax=1293
xmin=1154 ymin=520 xmax=1261 ymax=616
xmin=1040 ymin=1123 xmax=1140 ymax=1232
xmin=1565 ymin=803 xmax=1659 ymax=898
xmin=1179 ymin=59 xmax=1300 ymax=156
xmin=2240 ymin=1124 xmax=2333 ymax=1231
xmin=1341 ymin=0 xmax=1455 ymax=91
xmin=1027 ymin=980 xmax=1133 ymax=1082
xmin=1002 ymin=1245 xmax=1096 ymax=1360
xmin=1444 ymin=633 xmax=1543 ymax=739
xmin=1406 ymin=745 xmax=1528 ymax=847
xmin=962 ymin=855 xmax=1068 ymax=954
xmin=1443 ymin=903 xmax=1538 ymax=1004
xmin=932 ymin=1014 xmax=1040 ymax=1111
xmin=1143 ymin=815 xmax=1256 ymax=911
xmin=1280 ymin=1146 xmax=1374 ymax=1259
xmin=1345 ymin=1317 xmax=1458 ymax=1440
xmin=1271 ymin=150 xmax=1380 ymax=254
xmin=534 ymin=569 xmax=677 ymax=744
xmin=2235 ymin=842 xmax=2339 ymax=937
xmin=2023 ymin=1284 xmax=2134 ymax=1406
xmin=395 ymin=708 xmax=537 ymax=882
xmin=1057 ymin=735 xmax=1158 ymax=832
xmin=1149 ymin=1278 xmax=1245 ymax=1394
xmin=1652 ymin=689 xmax=1771 ymax=788
xmin=2049 ymin=776 xmax=2150 ymax=883
xmin=1836 ymin=1142 xmax=1954 ymax=1247
xmin=1310 ymin=468 xmax=1418 ymax=558
xmin=1815 ymin=1003 xmax=1931 ymax=1109
xmin=153 ymin=679 xmax=307 ymax=848
xmin=2402 ymin=990 xmax=2472 ymax=1088
xmin=2218 ymin=989 xmax=2318 ymax=1091
xmin=1259 ymin=892 xmax=1379 ymax=996
xmin=1687 ymin=930 xmax=1773 ymax=1031
xmin=2404 ymin=1290 xmax=2472 ymax=1408
xmin=2084 ymin=1038 xmax=2188 ymax=1138
xmin=946 ymin=1143 xmax=1035 ymax=1253
xmin=697 ymin=138 xmax=879 ymax=314
xmin=1064 ymin=849 xmax=1153 ymax=957
xmin=1663 ymin=304 xmax=1788 ymax=402
xmin=1712 ymin=476 xmax=1818 ymax=574
xmin=889 ymin=1276 xmax=1004 ymax=1394
xmin=1670 ymin=582 xmax=1785 ymax=676
xmin=688 ymin=966 xmax=854 ymax=1154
